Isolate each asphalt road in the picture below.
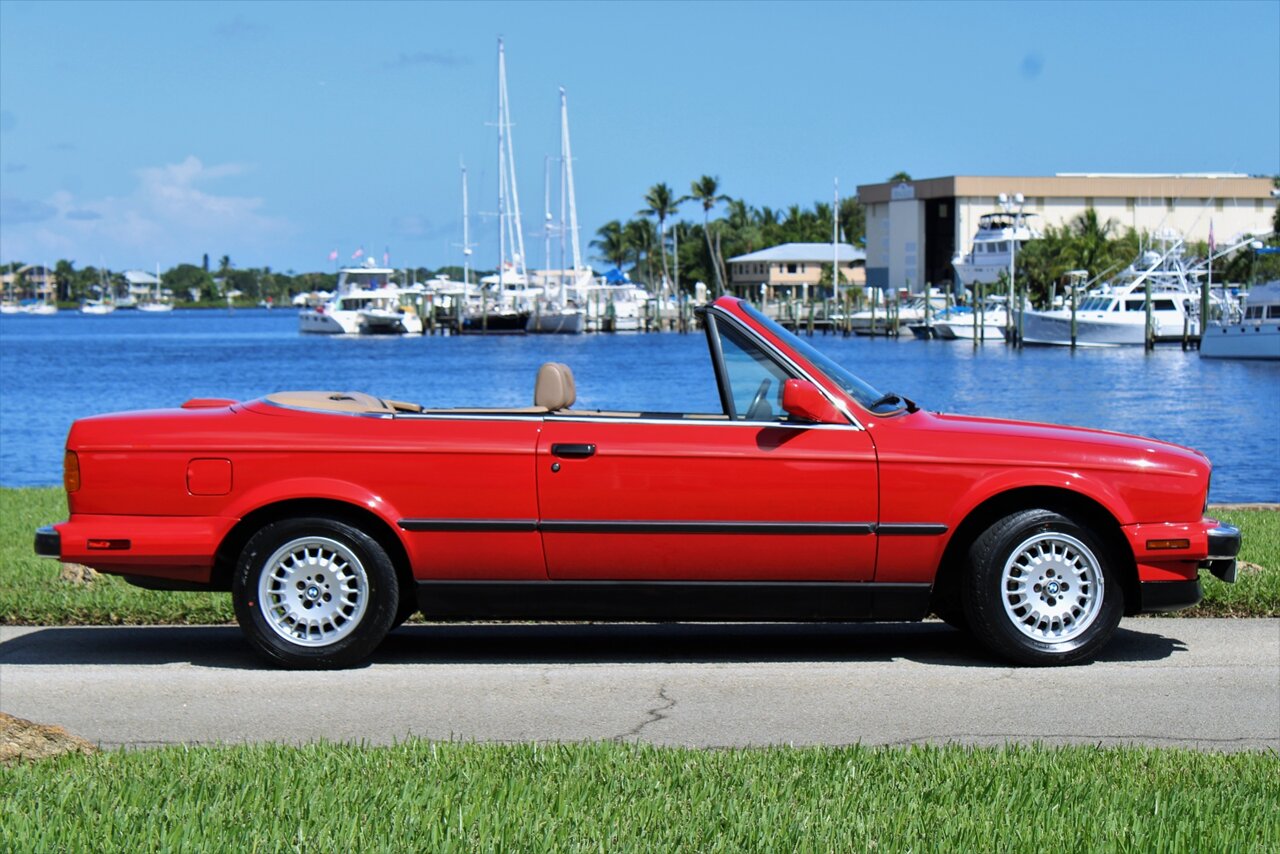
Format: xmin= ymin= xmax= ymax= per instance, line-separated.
xmin=2 ymin=618 xmax=1276 ymax=752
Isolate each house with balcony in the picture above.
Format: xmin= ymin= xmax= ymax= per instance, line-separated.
xmin=727 ymin=243 xmax=866 ymax=301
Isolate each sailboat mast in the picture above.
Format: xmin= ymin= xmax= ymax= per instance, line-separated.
xmin=543 ymin=155 xmax=553 ymax=293
xmin=499 ymin=41 xmax=528 ymax=283
xmin=833 ymin=178 xmax=840 ymax=300
xmin=558 ymin=108 xmax=567 ymax=291
xmin=561 ymin=87 xmax=582 ymax=272
xmin=461 ymin=165 xmax=472 ymax=298
xmin=496 ymin=39 xmax=508 ymax=296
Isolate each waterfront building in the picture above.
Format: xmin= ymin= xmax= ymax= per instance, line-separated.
xmin=0 ymin=264 xmax=55 ymax=301
xmin=857 ymin=173 xmax=1276 ymax=293
xmin=122 ymin=270 xmax=161 ymax=301
xmin=727 ymin=242 xmax=866 ymax=301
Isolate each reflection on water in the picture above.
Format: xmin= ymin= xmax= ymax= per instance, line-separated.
xmin=1 ymin=308 xmax=1276 ymax=500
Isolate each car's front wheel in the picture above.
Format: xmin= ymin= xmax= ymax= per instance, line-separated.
xmin=233 ymin=517 xmax=399 ymax=668
xmin=963 ymin=509 xmax=1123 ymax=666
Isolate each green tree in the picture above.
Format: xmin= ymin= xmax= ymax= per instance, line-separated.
xmin=53 ymin=259 xmax=76 ymax=302
xmin=624 ymin=218 xmax=658 ymax=286
xmin=165 ymin=264 xmax=218 ymax=302
xmin=639 ymin=182 xmax=680 ymax=290
xmin=840 ymin=196 xmax=866 ymax=246
xmin=683 ymin=176 xmax=729 ymax=295
xmin=591 ymin=220 xmax=629 ymax=270
xmin=1063 ymin=208 xmax=1120 ymax=280
xmin=888 ymin=171 xmax=912 ymax=183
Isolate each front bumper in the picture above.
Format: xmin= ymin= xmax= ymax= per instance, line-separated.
xmin=1200 ymin=523 xmax=1242 ymax=584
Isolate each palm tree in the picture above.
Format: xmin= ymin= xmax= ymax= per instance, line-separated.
xmin=639 ymin=183 xmax=680 ymax=292
xmin=591 ymin=220 xmax=628 ymax=270
xmin=683 ymin=175 xmax=729 ymax=295
xmin=624 ymin=218 xmax=658 ymax=286
xmin=1065 ymin=208 xmax=1118 ymax=279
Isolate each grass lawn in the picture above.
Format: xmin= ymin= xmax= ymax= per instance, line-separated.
xmin=2 ymin=741 xmax=1277 ymax=851
xmin=1 ymin=487 xmax=1276 ymax=624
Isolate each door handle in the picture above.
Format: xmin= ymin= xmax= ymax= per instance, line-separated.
xmin=551 ymin=443 xmax=596 ymax=459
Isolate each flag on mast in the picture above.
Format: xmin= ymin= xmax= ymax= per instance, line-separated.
xmin=352 ymin=247 xmax=364 ymax=260
xmin=328 ymin=249 xmax=338 ymax=262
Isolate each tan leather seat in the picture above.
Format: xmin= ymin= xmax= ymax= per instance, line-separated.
xmin=534 ymin=362 xmax=575 ymax=411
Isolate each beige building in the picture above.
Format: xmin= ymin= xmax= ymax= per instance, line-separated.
xmin=857 ymin=174 xmax=1277 ymax=292
xmin=727 ymin=242 xmax=866 ymax=300
xmin=0 ymin=264 xmax=55 ymax=301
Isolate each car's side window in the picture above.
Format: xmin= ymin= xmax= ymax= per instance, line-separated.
xmin=716 ymin=322 xmax=794 ymax=421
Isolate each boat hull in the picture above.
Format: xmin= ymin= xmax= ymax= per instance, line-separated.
xmin=1199 ymin=322 xmax=1280 ymax=360
xmin=358 ymin=310 xmax=423 ymax=335
xmin=299 ymin=309 xmax=360 ymax=334
xmin=527 ymin=311 xmax=585 ymax=334
xmin=462 ymin=311 xmax=530 ymax=334
xmin=1019 ymin=309 xmax=1198 ymax=347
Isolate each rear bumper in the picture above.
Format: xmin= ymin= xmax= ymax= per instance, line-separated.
xmin=34 ymin=525 xmax=60 ymax=557
xmin=33 ymin=514 xmax=234 ymax=584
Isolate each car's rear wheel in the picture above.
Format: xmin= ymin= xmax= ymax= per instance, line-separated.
xmin=233 ymin=517 xmax=398 ymax=668
xmin=963 ymin=509 xmax=1122 ymax=666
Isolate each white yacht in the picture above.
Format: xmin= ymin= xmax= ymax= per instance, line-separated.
xmin=953 ymin=202 xmax=1042 ymax=287
xmin=1018 ymin=240 xmax=1207 ymax=347
xmin=299 ymin=264 xmax=422 ymax=335
xmin=1199 ymin=280 xmax=1280 ymax=360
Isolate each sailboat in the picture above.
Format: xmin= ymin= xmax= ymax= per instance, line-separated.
xmin=464 ymin=39 xmax=534 ymax=333
xmin=81 ymin=269 xmax=117 ymax=314
xmin=24 ymin=265 xmax=58 ymax=315
xmin=527 ymin=87 xmax=588 ymax=334
xmin=137 ymin=265 xmax=174 ymax=313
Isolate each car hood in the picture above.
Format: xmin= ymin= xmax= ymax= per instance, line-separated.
xmin=876 ymin=410 xmax=1209 ymax=479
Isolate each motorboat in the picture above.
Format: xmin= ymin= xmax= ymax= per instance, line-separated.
xmin=1018 ymin=239 xmax=1210 ymax=347
xmin=952 ymin=204 xmax=1042 ymax=287
xmin=850 ymin=292 xmax=949 ymax=336
xmin=935 ymin=296 xmax=1023 ymax=341
xmin=1199 ymin=280 xmax=1280 ymax=360
xmin=299 ymin=264 xmax=422 ymax=335
xmin=357 ymin=299 xmax=423 ymax=335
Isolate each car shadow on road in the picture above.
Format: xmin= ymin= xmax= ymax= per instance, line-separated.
xmin=0 ymin=621 xmax=1184 ymax=670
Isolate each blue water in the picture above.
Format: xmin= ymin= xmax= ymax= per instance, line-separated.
xmin=2 ymin=308 xmax=1277 ymax=501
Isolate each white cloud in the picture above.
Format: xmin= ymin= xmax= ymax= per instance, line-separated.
xmin=0 ymin=156 xmax=292 ymax=266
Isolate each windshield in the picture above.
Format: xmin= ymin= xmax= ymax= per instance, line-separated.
xmin=738 ymin=302 xmax=887 ymax=411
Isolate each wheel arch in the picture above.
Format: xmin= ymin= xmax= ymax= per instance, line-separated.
xmin=211 ymin=498 xmax=414 ymax=599
xmin=930 ymin=486 xmax=1140 ymax=618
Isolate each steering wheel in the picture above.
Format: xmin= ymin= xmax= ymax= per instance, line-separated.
xmin=745 ymin=378 xmax=772 ymax=420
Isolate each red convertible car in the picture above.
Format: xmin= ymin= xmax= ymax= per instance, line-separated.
xmin=35 ymin=297 xmax=1239 ymax=668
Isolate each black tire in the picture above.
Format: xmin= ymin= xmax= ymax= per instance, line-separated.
xmin=233 ymin=517 xmax=399 ymax=669
xmin=963 ymin=509 xmax=1123 ymax=666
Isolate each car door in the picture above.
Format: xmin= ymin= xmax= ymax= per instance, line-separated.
xmin=535 ymin=313 xmax=878 ymax=581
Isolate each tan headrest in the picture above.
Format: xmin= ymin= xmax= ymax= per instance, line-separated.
xmin=534 ymin=362 xmax=576 ymax=411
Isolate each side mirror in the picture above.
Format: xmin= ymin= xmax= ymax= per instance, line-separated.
xmin=781 ymin=379 xmax=846 ymax=424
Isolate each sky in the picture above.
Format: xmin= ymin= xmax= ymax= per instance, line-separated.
xmin=1 ymin=0 xmax=1277 ymax=274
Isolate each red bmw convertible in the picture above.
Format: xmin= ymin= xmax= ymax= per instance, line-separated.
xmin=35 ymin=296 xmax=1239 ymax=668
